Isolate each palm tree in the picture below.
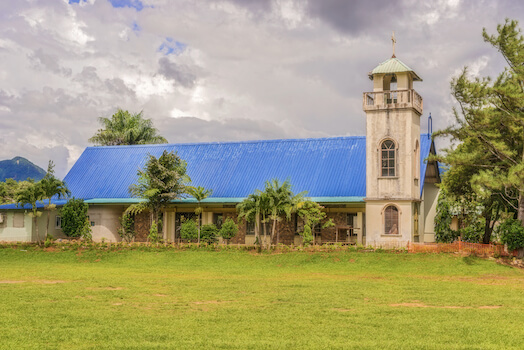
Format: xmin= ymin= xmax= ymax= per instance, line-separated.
xmin=89 ymin=109 xmax=168 ymax=146
xmin=187 ymin=186 xmax=213 ymax=244
xmin=237 ymin=191 xmax=265 ymax=248
xmin=16 ymin=182 xmax=45 ymax=245
xmin=40 ymin=161 xmax=70 ymax=239
xmin=264 ymin=179 xmax=306 ymax=246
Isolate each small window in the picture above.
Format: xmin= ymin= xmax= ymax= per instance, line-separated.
xmin=213 ymin=213 xmax=224 ymax=229
xmin=381 ymin=140 xmax=396 ymax=177
xmin=13 ymin=213 xmax=24 ymax=228
xmin=384 ymin=205 xmax=399 ymax=235
xmin=55 ymin=216 xmax=62 ymax=229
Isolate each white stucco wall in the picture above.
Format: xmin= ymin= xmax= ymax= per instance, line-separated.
xmin=0 ymin=211 xmax=33 ymax=242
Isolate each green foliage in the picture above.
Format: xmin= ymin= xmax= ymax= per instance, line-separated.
xmin=497 ymin=218 xmax=524 ymax=251
xmin=15 ymin=180 xmax=45 ymax=243
xmin=129 ymin=150 xmax=191 ymax=236
xmin=301 ymin=224 xmax=313 ymax=246
xmin=40 ymin=161 xmax=70 ymax=205
xmin=180 ymin=219 xmax=198 ymax=241
xmin=433 ymin=19 xmax=524 ymax=226
xmin=89 ymin=109 xmax=167 ymax=146
xmin=40 ymin=160 xmax=70 ymax=239
xmin=434 ymin=190 xmax=459 ymax=243
xmin=460 ymin=218 xmax=484 ymax=243
xmin=187 ymin=186 xmax=213 ymax=243
xmin=148 ymin=220 xmax=160 ymax=243
xmin=118 ymin=213 xmax=136 ymax=243
xmin=263 ymin=179 xmax=306 ymax=244
xmin=296 ymin=200 xmax=333 ymax=245
xmin=200 ymin=224 xmax=218 ymax=244
xmin=61 ymin=198 xmax=89 ymax=238
xmin=81 ymin=218 xmax=93 ymax=242
xmin=219 ymin=218 xmax=239 ymax=242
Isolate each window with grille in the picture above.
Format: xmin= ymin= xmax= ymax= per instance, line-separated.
xmin=384 ymin=205 xmax=399 ymax=234
xmin=381 ymin=140 xmax=396 ymax=177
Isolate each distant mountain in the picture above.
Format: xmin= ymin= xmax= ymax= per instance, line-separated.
xmin=0 ymin=157 xmax=46 ymax=182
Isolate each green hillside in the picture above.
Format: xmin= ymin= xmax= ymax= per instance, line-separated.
xmin=0 ymin=157 xmax=46 ymax=182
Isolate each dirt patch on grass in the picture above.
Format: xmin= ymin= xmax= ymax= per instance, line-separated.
xmin=192 ymin=300 xmax=232 ymax=305
xmin=0 ymin=280 xmax=26 ymax=284
xmin=86 ymin=286 xmax=124 ymax=291
xmin=153 ymin=294 xmax=167 ymax=297
xmin=333 ymin=308 xmax=353 ymax=312
xmin=34 ymin=280 xmax=66 ymax=284
xmin=390 ymin=302 xmax=501 ymax=309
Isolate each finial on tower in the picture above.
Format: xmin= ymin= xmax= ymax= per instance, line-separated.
xmin=391 ymin=31 xmax=396 ymax=58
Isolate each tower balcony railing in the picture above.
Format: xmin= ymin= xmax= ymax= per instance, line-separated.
xmin=363 ymin=89 xmax=423 ymax=114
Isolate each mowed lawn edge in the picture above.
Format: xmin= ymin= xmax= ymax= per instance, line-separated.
xmin=0 ymin=249 xmax=523 ymax=350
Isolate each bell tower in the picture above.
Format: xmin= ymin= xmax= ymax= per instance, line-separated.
xmin=363 ymin=42 xmax=423 ymax=247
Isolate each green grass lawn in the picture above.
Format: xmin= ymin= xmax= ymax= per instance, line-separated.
xmin=0 ymin=248 xmax=523 ymax=349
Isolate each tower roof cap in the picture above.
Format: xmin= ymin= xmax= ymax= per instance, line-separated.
xmin=368 ymin=57 xmax=422 ymax=81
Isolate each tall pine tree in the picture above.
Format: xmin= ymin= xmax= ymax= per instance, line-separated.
xmin=435 ymin=19 xmax=524 ymax=229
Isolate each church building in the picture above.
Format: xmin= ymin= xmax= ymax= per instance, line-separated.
xmin=0 ymin=54 xmax=440 ymax=247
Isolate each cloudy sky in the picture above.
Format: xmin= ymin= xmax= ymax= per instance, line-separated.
xmin=1 ymin=0 xmax=523 ymax=178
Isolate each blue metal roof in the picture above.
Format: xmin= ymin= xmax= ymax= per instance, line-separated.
xmin=0 ymin=134 xmax=434 ymax=209
xmin=63 ymin=136 xmax=368 ymax=200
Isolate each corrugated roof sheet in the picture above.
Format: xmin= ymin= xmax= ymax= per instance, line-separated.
xmin=63 ymin=136 xmax=368 ymax=200
xmin=370 ymin=57 xmax=422 ymax=81
xmin=0 ymin=134 xmax=434 ymax=209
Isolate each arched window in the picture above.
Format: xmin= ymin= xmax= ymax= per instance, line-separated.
xmin=384 ymin=205 xmax=399 ymax=235
xmin=381 ymin=140 xmax=396 ymax=177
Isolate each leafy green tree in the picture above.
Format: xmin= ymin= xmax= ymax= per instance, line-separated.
xmin=296 ymin=200 xmax=334 ymax=246
xmin=15 ymin=181 xmax=44 ymax=244
xmin=89 ymin=109 xmax=167 ymax=146
xmin=180 ymin=219 xmax=198 ymax=241
xmin=128 ymin=150 xmax=191 ymax=240
xmin=434 ymin=19 xmax=524 ymax=231
xmin=39 ymin=161 xmax=70 ymax=239
xmin=219 ymin=218 xmax=239 ymax=244
xmin=497 ymin=218 xmax=524 ymax=257
xmin=1 ymin=179 xmax=33 ymax=204
xmin=187 ymin=186 xmax=212 ymax=244
xmin=200 ymin=224 xmax=218 ymax=244
xmin=61 ymin=198 xmax=89 ymax=238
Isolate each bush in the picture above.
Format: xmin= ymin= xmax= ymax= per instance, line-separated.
xmin=301 ymin=224 xmax=314 ymax=246
xmin=434 ymin=192 xmax=459 ymax=243
xmin=149 ymin=221 xmax=160 ymax=243
xmin=460 ymin=219 xmax=483 ymax=243
xmin=497 ymin=218 xmax=524 ymax=251
xmin=61 ymin=198 xmax=89 ymax=238
xmin=219 ymin=218 xmax=238 ymax=244
xmin=118 ymin=213 xmax=136 ymax=243
xmin=200 ymin=224 xmax=218 ymax=244
xmin=180 ymin=219 xmax=198 ymax=241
